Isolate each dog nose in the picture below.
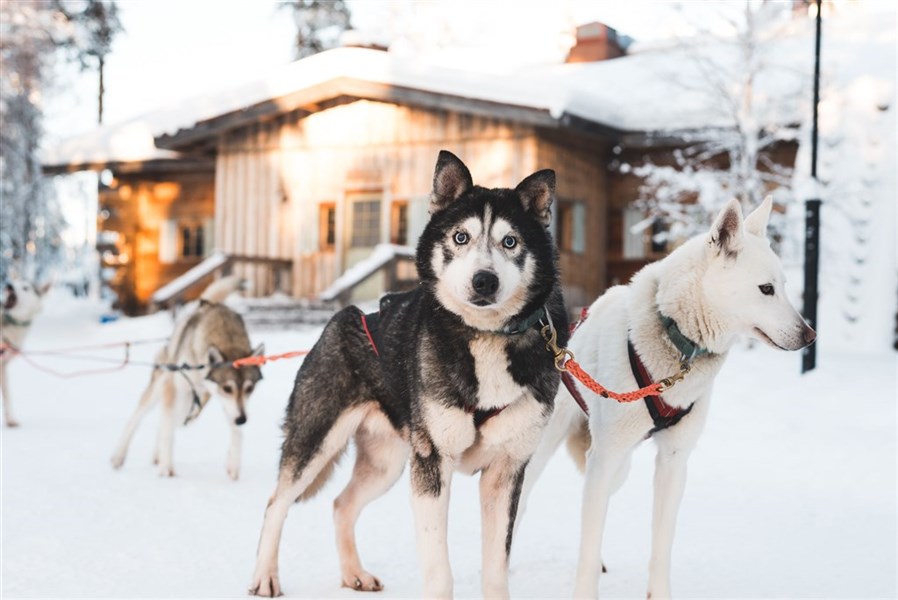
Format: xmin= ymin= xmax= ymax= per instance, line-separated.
xmin=802 ymin=326 xmax=817 ymax=345
xmin=235 ymin=414 xmax=247 ymax=426
xmin=472 ymin=271 xmax=499 ymax=297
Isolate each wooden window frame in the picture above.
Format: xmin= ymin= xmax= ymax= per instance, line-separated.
xmin=390 ymin=200 xmax=409 ymax=246
xmin=319 ymin=202 xmax=337 ymax=251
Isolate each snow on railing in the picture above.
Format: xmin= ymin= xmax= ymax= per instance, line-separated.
xmin=151 ymin=252 xmax=231 ymax=305
xmin=318 ymin=243 xmax=415 ymax=302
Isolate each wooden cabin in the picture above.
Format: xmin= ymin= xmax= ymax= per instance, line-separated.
xmin=47 ymin=32 xmax=802 ymax=315
xmin=153 ymin=48 xmax=801 ymax=310
xmin=43 ymin=139 xmax=215 ymax=313
xmin=155 ymin=77 xmax=617 ymax=309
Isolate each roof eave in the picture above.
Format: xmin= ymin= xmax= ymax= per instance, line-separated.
xmin=155 ymin=77 xmax=572 ymax=152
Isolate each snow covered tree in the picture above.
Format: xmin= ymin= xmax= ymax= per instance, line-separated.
xmin=614 ymin=2 xmax=806 ymax=249
xmin=0 ymin=0 xmax=121 ymax=282
xmin=53 ymin=0 xmax=123 ymax=124
xmin=279 ymin=0 xmax=352 ymax=60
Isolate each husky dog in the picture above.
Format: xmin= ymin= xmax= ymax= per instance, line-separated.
xmin=0 ymin=279 xmax=49 ymax=427
xmin=521 ymin=198 xmax=816 ymax=599
xmin=111 ymin=276 xmax=264 ymax=479
xmin=249 ymin=151 xmax=568 ymax=598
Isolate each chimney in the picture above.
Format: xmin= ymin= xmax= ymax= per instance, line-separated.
xmin=566 ymin=22 xmax=627 ymax=63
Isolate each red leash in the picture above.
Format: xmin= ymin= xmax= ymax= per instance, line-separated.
xmin=542 ymin=313 xmax=691 ymax=416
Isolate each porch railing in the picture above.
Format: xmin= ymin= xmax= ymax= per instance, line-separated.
xmin=150 ymin=251 xmax=293 ymax=311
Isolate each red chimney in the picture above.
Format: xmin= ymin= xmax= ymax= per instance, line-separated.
xmin=566 ymin=22 xmax=626 ymax=63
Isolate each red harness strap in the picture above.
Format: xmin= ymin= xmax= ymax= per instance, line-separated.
xmin=360 ymin=313 xmax=379 ymax=357
xmin=465 ymin=404 xmax=507 ymax=428
xmin=627 ymin=340 xmax=694 ymax=437
xmin=562 ymin=308 xmax=693 ymax=435
xmin=562 ymin=307 xmax=592 ymax=415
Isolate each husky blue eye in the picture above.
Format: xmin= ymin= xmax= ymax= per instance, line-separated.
xmin=759 ymin=284 xmax=774 ymax=296
xmin=453 ymin=231 xmax=469 ymax=245
xmin=502 ymin=235 xmax=517 ymax=249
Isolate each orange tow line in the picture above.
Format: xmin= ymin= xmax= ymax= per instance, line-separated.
xmin=231 ymin=350 xmax=310 ymax=368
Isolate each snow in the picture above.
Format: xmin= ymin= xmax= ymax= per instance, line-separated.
xmin=150 ymin=252 xmax=230 ymax=305
xmin=318 ymin=244 xmax=415 ymax=302
xmin=2 ymin=291 xmax=895 ymax=598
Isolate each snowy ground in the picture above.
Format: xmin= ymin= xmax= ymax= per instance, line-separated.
xmin=2 ymin=291 xmax=895 ymax=599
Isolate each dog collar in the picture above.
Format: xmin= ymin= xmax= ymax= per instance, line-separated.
xmin=659 ymin=314 xmax=710 ymax=362
xmin=2 ymin=313 xmax=31 ymax=327
xmin=496 ymin=305 xmax=546 ymax=336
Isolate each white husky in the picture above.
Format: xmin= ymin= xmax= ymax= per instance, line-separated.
xmin=521 ymin=198 xmax=816 ymax=599
xmin=1 ymin=279 xmax=49 ymax=427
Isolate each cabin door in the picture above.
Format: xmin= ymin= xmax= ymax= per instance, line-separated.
xmin=344 ymin=192 xmax=384 ymax=301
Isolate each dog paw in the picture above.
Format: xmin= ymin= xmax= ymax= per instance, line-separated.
xmin=227 ymin=466 xmax=240 ymax=481
xmin=5 ymin=419 xmax=19 ymax=428
xmin=248 ymin=573 xmax=282 ymax=597
xmin=342 ymin=570 xmax=383 ymax=592
xmin=157 ymin=466 xmax=175 ymax=477
xmin=110 ymin=454 xmax=125 ymax=469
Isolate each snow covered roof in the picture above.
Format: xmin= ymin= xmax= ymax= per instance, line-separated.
xmin=153 ymin=22 xmax=824 ymax=150
xmin=42 ymin=8 xmax=895 ymax=167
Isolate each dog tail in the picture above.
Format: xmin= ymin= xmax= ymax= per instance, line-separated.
xmin=200 ymin=275 xmax=247 ymax=304
xmin=565 ymin=416 xmax=591 ymax=473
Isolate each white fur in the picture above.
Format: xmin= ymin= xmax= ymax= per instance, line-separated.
xmin=522 ymin=199 xmax=815 ymax=599
xmin=469 ymin=336 xmax=528 ymax=410
xmin=432 ymin=213 xmax=536 ymax=332
xmin=421 ymin=400 xmax=477 ymax=458
xmin=251 ymin=404 xmax=376 ymax=596
xmin=1 ymin=279 xmax=47 ymax=427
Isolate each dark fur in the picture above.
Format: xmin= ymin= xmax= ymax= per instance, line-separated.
xmin=279 ymin=185 xmax=568 ymax=488
xmin=253 ymin=151 xmax=569 ymax=595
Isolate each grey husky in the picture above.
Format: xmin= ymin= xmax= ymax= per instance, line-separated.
xmin=249 ymin=151 xmax=569 ymax=599
xmin=110 ymin=276 xmax=264 ymax=479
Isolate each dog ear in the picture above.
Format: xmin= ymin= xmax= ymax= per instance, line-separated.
xmin=516 ymin=170 xmax=555 ymax=227
xmin=208 ymin=346 xmax=225 ymax=366
xmin=744 ymin=196 xmax=773 ymax=238
xmin=36 ymin=281 xmax=51 ymax=296
xmin=430 ymin=150 xmax=473 ymax=214
xmin=251 ymin=343 xmax=265 ymax=357
xmin=708 ymin=198 xmax=744 ymax=258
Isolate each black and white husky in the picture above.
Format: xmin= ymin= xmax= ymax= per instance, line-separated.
xmin=249 ymin=151 xmax=569 ymax=598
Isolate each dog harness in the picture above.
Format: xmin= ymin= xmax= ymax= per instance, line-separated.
xmin=561 ymin=309 xmax=706 ymax=437
xmin=359 ymin=308 xmax=543 ymax=429
xmin=2 ymin=313 xmax=32 ymax=327
xmin=627 ymin=341 xmax=694 ymax=437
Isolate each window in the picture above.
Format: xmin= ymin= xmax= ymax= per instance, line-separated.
xmin=650 ymin=218 xmax=668 ymax=254
xmin=159 ymin=219 xmax=177 ymax=264
xmin=391 ymin=201 xmax=409 ymax=246
xmin=623 ymin=208 xmax=667 ymax=259
xmin=350 ymin=200 xmax=381 ymax=248
xmin=554 ymin=200 xmax=585 ymax=254
xmin=623 ymin=207 xmax=647 ymax=259
xmin=180 ymin=225 xmax=205 ymax=258
xmin=319 ymin=203 xmax=336 ymax=250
